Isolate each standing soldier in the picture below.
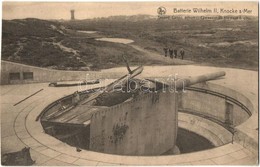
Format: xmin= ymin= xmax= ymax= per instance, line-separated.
xmin=163 ymin=47 xmax=168 ymax=57
xmin=180 ymin=48 xmax=185 ymax=60
xmin=72 ymin=91 xmax=80 ymax=106
xmin=169 ymin=48 xmax=174 ymax=59
xmin=174 ymin=49 xmax=178 ymax=58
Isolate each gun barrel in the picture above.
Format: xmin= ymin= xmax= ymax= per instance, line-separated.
xmin=176 ymin=71 xmax=225 ymax=89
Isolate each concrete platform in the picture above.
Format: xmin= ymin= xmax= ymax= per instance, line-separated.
xmin=1 ymin=65 xmax=258 ymax=165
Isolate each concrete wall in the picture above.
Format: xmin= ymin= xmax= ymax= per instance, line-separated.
xmin=178 ymin=112 xmax=232 ymax=146
xmin=89 ymin=92 xmax=178 ymax=156
xmin=192 ymin=82 xmax=254 ymax=114
xmin=234 ymin=129 xmax=258 ymax=155
xmin=1 ymin=60 xmax=123 ymax=85
xmin=179 ymin=82 xmax=252 ymax=127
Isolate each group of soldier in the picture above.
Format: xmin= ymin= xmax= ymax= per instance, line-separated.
xmin=163 ymin=47 xmax=185 ymax=60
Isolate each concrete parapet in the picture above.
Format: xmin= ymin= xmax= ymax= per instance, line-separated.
xmin=179 ymin=82 xmax=253 ymax=127
xmin=1 ymin=60 xmax=123 ymax=85
xmin=233 ymin=129 xmax=258 ymax=155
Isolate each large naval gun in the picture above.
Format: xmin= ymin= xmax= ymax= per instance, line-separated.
xmin=39 ymin=63 xmax=225 ymax=156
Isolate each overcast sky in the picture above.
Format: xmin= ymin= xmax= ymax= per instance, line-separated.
xmin=3 ymin=1 xmax=258 ymax=20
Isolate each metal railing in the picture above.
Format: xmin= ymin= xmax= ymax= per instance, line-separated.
xmin=185 ymin=87 xmax=252 ymax=116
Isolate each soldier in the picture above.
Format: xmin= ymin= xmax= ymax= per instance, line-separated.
xmin=58 ymin=100 xmax=66 ymax=111
xmin=174 ymin=49 xmax=178 ymax=58
xmin=163 ymin=47 xmax=168 ymax=57
xmin=180 ymin=48 xmax=185 ymax=60
xmin=72 ymin=91 xmax=80 ymax=106
xmin=169 ymin=48 xmax=174 ymax=59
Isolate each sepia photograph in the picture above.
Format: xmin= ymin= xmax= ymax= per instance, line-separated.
xmin=1 ymin=1 xmax=259 ymax=165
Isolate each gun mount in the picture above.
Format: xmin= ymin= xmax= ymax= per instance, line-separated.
xmin=39 ymin=60 xmax=226 ymax=156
